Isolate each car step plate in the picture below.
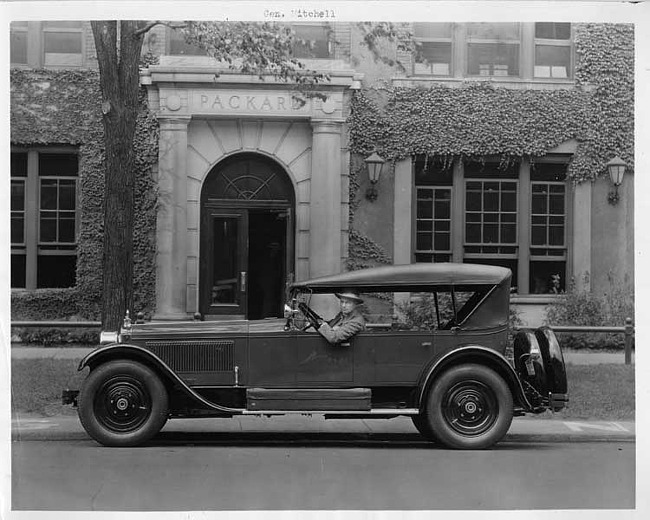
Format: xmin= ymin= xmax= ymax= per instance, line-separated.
xmin=246 ymin=388 xmax=371 ymax=411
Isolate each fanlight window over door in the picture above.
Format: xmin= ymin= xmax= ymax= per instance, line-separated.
xmin=202 ymin=153 xmax=294 ymax=204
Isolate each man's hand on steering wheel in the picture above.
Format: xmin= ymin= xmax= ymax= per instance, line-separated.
xmin=298 ymin=302 xmax=323 ymax=330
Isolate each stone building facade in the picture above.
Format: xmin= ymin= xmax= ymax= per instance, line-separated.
xmin=10 ymin=21 xmax=634 ymax=325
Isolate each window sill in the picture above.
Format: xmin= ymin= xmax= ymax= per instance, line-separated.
xmin=510 ymin=294 xmax=563 ymax=304
xmin=392 ymin=76 xmax=576 ymax=90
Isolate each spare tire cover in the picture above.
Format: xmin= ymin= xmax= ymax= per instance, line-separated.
xmin=534 ymin=326 xmax=568 ymax=395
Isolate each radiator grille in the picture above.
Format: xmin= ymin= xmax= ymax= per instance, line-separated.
xmin=145 ymin=340 xmax=235 ymax=372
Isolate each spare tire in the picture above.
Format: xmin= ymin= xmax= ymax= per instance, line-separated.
xmin=534 ymin=327 xmax=568 ymax=410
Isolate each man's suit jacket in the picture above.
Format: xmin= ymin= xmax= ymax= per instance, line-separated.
xmin=317 ymin=308 xmax=366 ymax=345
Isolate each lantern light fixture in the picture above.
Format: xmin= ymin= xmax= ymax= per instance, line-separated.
xmin=364 ymin=151 xmax=385 ymax=202
xmin=606 ymin=156 xmax=627 ymax=205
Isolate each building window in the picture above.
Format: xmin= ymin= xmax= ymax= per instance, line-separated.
xmin=467 ymin=23 xmax=520 ymax=77
xmin=43 ymin=21 xmax=83 ymax=66
xmin=414 ymin=158 xmax=453 ymax=262
xmin=292 ymin=24 xmax=332 ymax=59
xmin=411 ymin=156 xmax=571 ymax=295
xmin=413 ymin=23 xmax=453 ymax=76
xmin=534 ymin=22 xmax=572 ymax=79
xmin=530 ymin=162 xmax=567 ymax=293
xmin=10 ymin=21 xmax=85 ymax=67
xmin=10 ymin=21 xmax=28 ymax=64
xmin=11 ymin=150 xmax=79 ymax=289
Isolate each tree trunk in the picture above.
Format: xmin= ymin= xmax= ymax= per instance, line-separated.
xmin=91 ymin=21 xmax=145 ymax=330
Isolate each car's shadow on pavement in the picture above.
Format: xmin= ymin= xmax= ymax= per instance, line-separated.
xmin=141 ymin=431 xmax=554 ymax=451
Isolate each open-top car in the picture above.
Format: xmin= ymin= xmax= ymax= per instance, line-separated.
xmin=64 ymin=263 xmax=568 ymax=449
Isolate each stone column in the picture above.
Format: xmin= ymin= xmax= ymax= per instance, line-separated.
xmin=154 ymin=116 xmax=191 ymax=320
xmin=309 ymin=120 xmax=343 ymax=317
xmin=309 ymin=120 xmax=343 ymax=278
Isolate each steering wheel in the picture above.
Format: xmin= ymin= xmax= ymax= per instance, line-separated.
xmin=298 ymin=302 xmax=323 ymax=330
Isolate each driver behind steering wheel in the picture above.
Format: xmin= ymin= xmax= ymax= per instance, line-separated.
xmin=316 ymin=291 xmax=366 ymax=345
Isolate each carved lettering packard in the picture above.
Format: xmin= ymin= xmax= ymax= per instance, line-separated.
xmin=193 ymin=91 xmax=309 ymax=114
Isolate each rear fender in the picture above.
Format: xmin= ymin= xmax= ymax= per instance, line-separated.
xmin=417 ymin=345 xmax=534 ymax=412
xmin=79 ymin=345 xmax=243 ymax=415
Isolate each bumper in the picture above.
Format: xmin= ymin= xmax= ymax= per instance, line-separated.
xmin=550 ymin=392 xmax=569 ymax=412
xmin=62 ymin=389 xmax=79 ymax=407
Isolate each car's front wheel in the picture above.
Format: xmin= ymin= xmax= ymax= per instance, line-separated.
xmin=424 ymin=364 xmax=513 ymax=449
xmin=78 ymin=360 xmax=169 ymax=447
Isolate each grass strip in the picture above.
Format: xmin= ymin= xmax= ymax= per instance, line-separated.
xmin=10 ymin=358 xmax=635 ymax=420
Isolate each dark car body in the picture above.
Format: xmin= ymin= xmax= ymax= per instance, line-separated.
xmin=66 ymin=263 xmax=568 ymax=449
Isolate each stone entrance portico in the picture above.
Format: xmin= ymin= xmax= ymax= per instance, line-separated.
xmin=142 ymin=60 xmax=360 ymax=319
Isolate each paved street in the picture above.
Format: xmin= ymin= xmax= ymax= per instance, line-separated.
xmin=11 ymin=414 xmax=635 ymax=511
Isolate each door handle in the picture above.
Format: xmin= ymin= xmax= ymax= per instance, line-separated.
xmin=421 ymin=342 xmax=432 ymax=347
xmin=241 ymin=271 xmax=247 ymax=293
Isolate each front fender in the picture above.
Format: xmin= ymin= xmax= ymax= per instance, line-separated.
xmin=78 ymin=344 xmax=243 ymax=414
xmin=417 ymin=344 xmax=534 ymax=412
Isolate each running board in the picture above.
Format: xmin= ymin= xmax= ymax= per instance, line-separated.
xmin=241 ymin=408 xmax=420 ymax=416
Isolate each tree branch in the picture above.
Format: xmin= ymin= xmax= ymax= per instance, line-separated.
xmin=134 ymin=20 xmax=187 ymax=37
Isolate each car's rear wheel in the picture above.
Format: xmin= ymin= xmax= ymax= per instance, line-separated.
xmin=411 ymin=414 xmax=437 ymax=442
xmin=78 ymin=360 xmax=168 ymax=447
xmin=424 ymin=364 xmax=513 ymax=450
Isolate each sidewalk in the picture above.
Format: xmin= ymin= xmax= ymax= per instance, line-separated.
xmin=11 ymin=412 xmax=635 ymax=444
xmin=10 ymin=345 xmax=634 ymax=364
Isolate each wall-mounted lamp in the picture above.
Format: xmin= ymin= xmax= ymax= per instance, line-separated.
xmin=606 ymin=156 xmax=627 ymax=205
xmin=364 ymin=151 xmax=385 ymax=202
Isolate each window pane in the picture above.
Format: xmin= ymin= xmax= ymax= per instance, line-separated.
xmin=535 ymin=22 xmax=571 ymax=40
xmin=293 ymin=25 xmax=331 ymax=58
xmin=532 ymin=193 xmax=548 ymax=214
xmin=40 ymin=214 xmax=58 ymax=242
xmin=535 ymin=45 xmax=570 ymax=78
xmin=414 ymin=23 xmax=452 ymax=38
xmin=466 ymin=223 xmax=481 ymax=243
xmin=468 ymin=23 xmax=520 ymax=39
xmin=37 ymin=255 xmax=77 ymax=288
xmin=466 ymin=191 xmax=482 ymax=211
xmin=549 ymin=226 xmax=564 ymax=246
xmin=58 ymin=215 xmax=76 ymax=243
xmin=41 ymin=181 xmax=58 ymax=210
xmin=483 ymin=191 xmax=499 ymax=211
xmin=502 ymin=224 xmax=517 ymax=243
xmin=12 ymin=254 xmax=26 ymax=289
xmin=11 ymin=181 xmax=25 ymax=211
xmin=39 ymin=153 xmax=78 ymax=176
xmin=417 ymin=199 xmax=433 ymax=219
xmin=417 ymin=233 xmax=433 ymax=251
xmin=11 ymin=216 xmax=25 ymax=244
xmin=415 ymin=42 xmax=452 ymax=75
xmin=43 ymin=21 xmax=83 ymax=29
xmin=434 ymin=233 xmax=450 ymax=251
xmin=531 ymin=225 xmax=546 ymax=245
xmin=418 ymin=220 xmax=433 ymax=232
xmin=530 ymin=260 xmax=566 ymax=294
xmin=415 ymin=253 xmax=433 ymax=263
xmin=10 ymin=30 xmax=28 ymax=63
xmin=549 ymin=193 xmax=565 ymax=214
xmin=436 ymin=199 xmax=451 ymax=219
xmin=11 ymin=152 xmax=28 ymax=176
xmin=468 ymin=43 xmax=520 ymax=76
xmin=44 ymin=32 xmax=82 ymax=54
xmin=434 ymin=220 xmax=450 ymax=232
xmin=483 ymin=224 xmax=498 ymax=243
xmin=59 ymin=181 xmax=76 ymax=210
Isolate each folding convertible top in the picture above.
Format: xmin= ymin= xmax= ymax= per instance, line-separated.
xmin=290 ymin=263 xmax=512 ymax=293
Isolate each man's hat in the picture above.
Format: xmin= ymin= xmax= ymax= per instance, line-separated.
xmin=335 ymin=291 xmax=364 ymax=304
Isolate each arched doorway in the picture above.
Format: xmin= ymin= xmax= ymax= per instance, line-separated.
xmin=200 ymin=153 xmax=295 ymax=319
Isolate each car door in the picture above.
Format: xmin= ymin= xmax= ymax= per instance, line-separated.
xmin=247 ymin=329 xmax=354 ymax=387
xmin=352 ymin=329 xmax=436 ymax=385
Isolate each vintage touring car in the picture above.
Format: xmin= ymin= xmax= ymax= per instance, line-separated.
xmin=64 ymin=263 xmax=568 ymax=449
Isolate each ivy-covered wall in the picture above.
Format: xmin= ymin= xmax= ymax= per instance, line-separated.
xmin=10 ymin=69 xmax=159 ymax=319
xmin=346 ymin=22 xmax=634 ymax=268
